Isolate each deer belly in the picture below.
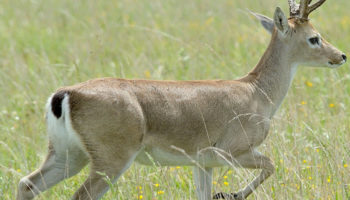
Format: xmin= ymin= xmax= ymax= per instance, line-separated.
xmin=135 ymin=148 xmax=225 ymax=167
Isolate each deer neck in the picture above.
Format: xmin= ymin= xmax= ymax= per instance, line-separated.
xmin=241 ymin=33 xmax=298 ymax=115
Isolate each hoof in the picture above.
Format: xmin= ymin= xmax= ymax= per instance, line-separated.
xmin=213 ymin=192 xmax=243 ymax=200
xmin=213 ymin=192 xmax=235 ymax=199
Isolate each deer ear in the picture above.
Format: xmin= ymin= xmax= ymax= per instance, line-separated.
xmin=250 ymin=11 xmax=274 ymax=34
xmin=273 ymin=7 xmax=290 ymax=35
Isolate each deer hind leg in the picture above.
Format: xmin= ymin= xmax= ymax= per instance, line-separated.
xmin=17 ymin=143 xmax=89 ymax=200
xmin=71 ymin=144 xmax=140 ymax=200
xmin=17 ymin=93 xmax=89 ymax=200
xmin=213 ymin=150 xmax=275 ymax=200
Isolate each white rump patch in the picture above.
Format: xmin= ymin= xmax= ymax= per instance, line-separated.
xmin=46 ymin=94 xmax=86 ymax=154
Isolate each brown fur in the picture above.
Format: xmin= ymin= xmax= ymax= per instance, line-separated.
xmin=17 ymin=5 xmax=345 ymax=200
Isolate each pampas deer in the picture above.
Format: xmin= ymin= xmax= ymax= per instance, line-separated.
xmin=17 ymin=0 xmax=346 ymax=199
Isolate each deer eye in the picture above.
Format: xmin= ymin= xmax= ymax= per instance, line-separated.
xmin=308 ymin=37 xmax=320 ymax=45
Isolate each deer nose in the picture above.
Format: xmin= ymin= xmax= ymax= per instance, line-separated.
xmin=342 ymin=54 xmax=347 ymax=62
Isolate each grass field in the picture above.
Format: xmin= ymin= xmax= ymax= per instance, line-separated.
xmin=1 ymin=0 xmax=350 ymax=199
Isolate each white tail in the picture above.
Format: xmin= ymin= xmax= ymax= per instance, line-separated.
xmin=17 ymin=1 xmax=346 ymax=200
xmin=46 ymin=93 xmax=85 ymax=153
xmin=17 ymin=92 xmax=89 ymax=200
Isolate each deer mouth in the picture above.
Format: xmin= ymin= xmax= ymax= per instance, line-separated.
xmin=327 ymin=60 xmax=346 ymax=68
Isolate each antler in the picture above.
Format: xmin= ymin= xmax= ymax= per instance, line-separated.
xmin=308 ymin=0 xmax=326 ymax=14
xmin=288 ymin=0 xmax=300 ymax=17
xmin=288 ymin=0 xmax=327 ymax=19
xmin=299 ymin=0 xmax=312 ymax=19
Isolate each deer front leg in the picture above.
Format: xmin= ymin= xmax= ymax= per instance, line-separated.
xmin=213 ymin=150 xmax=275 ymax=200
xmin=193 ymin=166 xmax=213 ymax=200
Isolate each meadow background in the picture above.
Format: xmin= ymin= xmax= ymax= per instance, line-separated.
xmin=0 ymin=0 xmax=350 ymax=199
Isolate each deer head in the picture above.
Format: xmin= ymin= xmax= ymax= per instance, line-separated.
xmin=252 ymin=0 xmax=346 ymax=68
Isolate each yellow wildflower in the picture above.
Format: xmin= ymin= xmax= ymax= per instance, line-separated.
xmin=305 ymin=81 xmax=313 ymax=87
xmin=301 ymin=101 xmax=307 ymax=105
xmin=223 ymin=182 xmax=229 ymax=186
xmin=341 ymin=16 xmax=350 ymax=28
xmin=157 ymin=190 xmax=165 ymax=195
xmin=144 ymin=70 xmax=151 ymax=78
xmin=329 ymin=103 xmax=335 ymax=108
xmin=344 ymin=164 xmax=348 ymax=168
xmin=205 ymin=16 xmax=214 ymax=26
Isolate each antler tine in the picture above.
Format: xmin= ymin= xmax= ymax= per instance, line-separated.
xmin=288 ymin=0 xmax=300 ymax=17
xmin=308 ymin=0 xmax=326 ymax=14
xmin=287 ymin=0 xmax=327 ymax=20
xmin=299 ymin=0 xmax=312 ymax=19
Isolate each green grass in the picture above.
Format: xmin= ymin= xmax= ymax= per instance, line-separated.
xmin=1 ymin=0 xmax=350 ymax=199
